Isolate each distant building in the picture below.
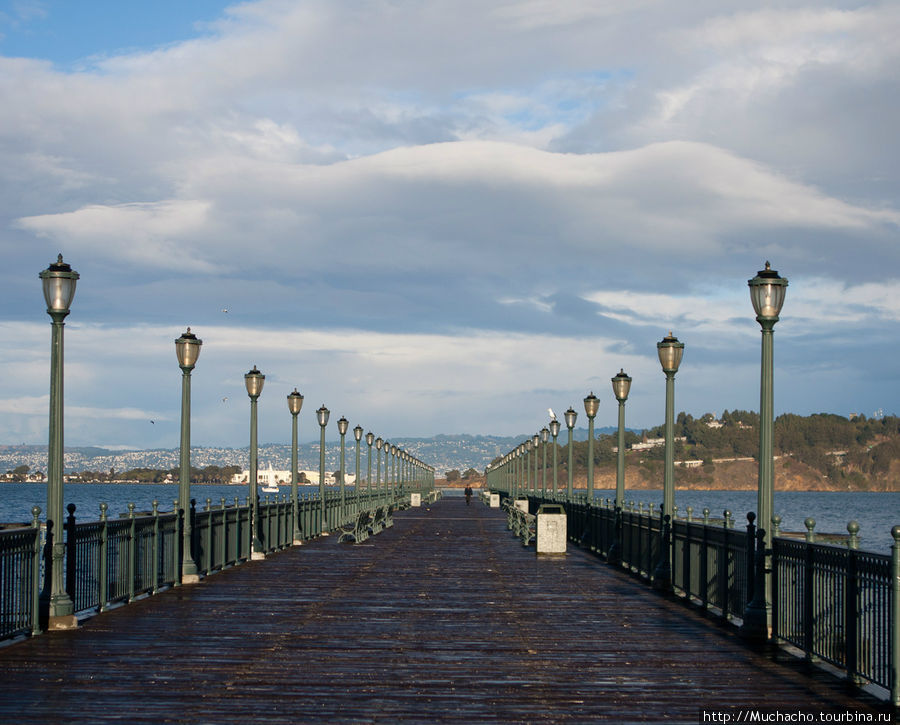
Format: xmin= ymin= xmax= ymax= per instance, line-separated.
xmin=229 ymin=464 xmax=351 ymax=486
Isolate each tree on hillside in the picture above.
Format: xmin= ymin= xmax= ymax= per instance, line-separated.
xmin=462 ymin=468 xmax=478 ymax=479
xmin=445 ymin=469 xmax=460 ymax=482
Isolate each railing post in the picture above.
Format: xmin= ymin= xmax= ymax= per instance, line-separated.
xmin=30 ymin=506 xmax=42 ymax=636
xmin=653 ymin=509 xmax=672 ymax=592
xmin=845 ymin=520 xmax=859 ymax=686
xmin=700 ymin=509 xmax=709 ymax=610
xmin=803 ymin=518 xmax=816 ymax=661
xmin=891 ymin=525 xmax=899 ymax=708
xmin=205 ymin=498 xmax=213 ymax=570
xmin=190 ymin=498 xmax=198 ymax=572
xmin=127 ymin=503 xmax=136 ymax=603
xmin=220 ymin=499 xmax=228 ymax=568
xmin=151 ymin=500 xmax=160 ymax=594
xmin=65 ymin=504 xmax=76 ymax=606
xmin=99 ymin=503 xmax=109 ymax=611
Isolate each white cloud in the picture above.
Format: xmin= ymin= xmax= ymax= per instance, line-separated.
xmin=16 ymin=201 xmax=220 ymax=272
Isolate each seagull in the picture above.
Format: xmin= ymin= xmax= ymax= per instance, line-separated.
xmin=222 ymin=308 xmax=229 ymax=314
xmin=222 ymin=397 xmax=229 ymax=403
xmin=548 ymin=408 xmax=556 ymax=421
xmin=150 ymin=420 xmax=155 ymax=425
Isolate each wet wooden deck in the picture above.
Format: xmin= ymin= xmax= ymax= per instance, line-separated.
xmin=0 ymin=497 xmax=891 ymax=723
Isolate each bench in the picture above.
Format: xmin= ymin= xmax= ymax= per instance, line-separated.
xmin=371 ymin=506 xmax=387 ymax=534
xmin=502 ymin=501 xmax=536 ymax=546
xmin=384 ymin=504 xmax=394 ymax=528
xmin=338 ymin=509 xmax=373 ymax=544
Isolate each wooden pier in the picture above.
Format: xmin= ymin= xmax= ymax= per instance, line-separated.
xmin=0 ymin=497 xmax=890 ymax=723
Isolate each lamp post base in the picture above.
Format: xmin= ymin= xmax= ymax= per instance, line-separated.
xmin=740 ymin=602 xmax=771 ymax=643
xmin=251 ymin=550 xmax=266 ymax=561
xmin=47 ymin=613 xmax=77 ymax=631
xmin=292 ymin=538 xmax=304 ymax=546
xmin=181 ymin=573 xmax=202 ymax=585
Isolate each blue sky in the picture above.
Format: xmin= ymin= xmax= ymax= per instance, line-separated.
xmin=0 ymin=1 xmax=229 ymax=64
xmin=0 ymin=0 xmax=898 ymax=450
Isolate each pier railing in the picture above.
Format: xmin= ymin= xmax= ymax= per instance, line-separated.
xmin=516 ymin=492 xmax=900 ymax=705
xmin=0 ymin=488 xmax=408 ymax=641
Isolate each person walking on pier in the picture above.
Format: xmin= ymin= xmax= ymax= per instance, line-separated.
xmin=464 ymin=484 xmax=473 ymax=505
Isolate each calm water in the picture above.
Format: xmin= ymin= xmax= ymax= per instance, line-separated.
xmin=2 ymin=483 xmax=898 ymax=554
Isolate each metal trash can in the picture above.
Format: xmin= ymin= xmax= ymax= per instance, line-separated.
xmin=536 ymin=503 xmax=567 ymax=554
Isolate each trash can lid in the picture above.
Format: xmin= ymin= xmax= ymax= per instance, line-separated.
xmin=536 ymin=504 xmax=565 ymax=515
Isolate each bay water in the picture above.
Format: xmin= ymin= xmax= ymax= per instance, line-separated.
xmin=1 ymin=483 xmax=897 ymax=554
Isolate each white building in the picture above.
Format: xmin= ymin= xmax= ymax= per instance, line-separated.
xmin=229 ymin=464 xmax=352 ymax=486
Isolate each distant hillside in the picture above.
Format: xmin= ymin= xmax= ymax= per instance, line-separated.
xmin=1 ymin=413 xmax=897 ymax=491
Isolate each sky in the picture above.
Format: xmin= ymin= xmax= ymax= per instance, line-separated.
xmin=0 ymin=0 xmax=898 ymax=451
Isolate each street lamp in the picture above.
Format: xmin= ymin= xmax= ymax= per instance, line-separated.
xmin=549 ymin=418 xmax=560 ymax=496
xmin=564 ymin=407 xmax=577 ymax=500
xmin=531 ymin=434 xmax=540 ymax=495
xmin=583 ymin=392 xmax=599 ymax=504
xmin=743 ymin=261 xmax=788 ymax=641
xmin=657 ymin=333 xmax=683 ymax=520
xmin=353 ymin=424 xmax=363 ymax=492
xmin=540 ymin=428 xmax=549 ymax=497
xmin=375 ymin=437 xmax=384 ymax=495
xmin=244 ymin=366 xmax=265 ymax=559
xmin=365 ymin=431 xmax=374 ymax=495
xmin=611 ymin=369 xmax=632 ymax=511
xmin=337 ymin=416 xmax=348 ymax=521
xmin=39 ymin=254 xmax=79 ymax=630
xmin=176 ymin=328 xmax=202 ymax=582
xmin=287 ymin=388 xmax=304 ymax=545
xmin=655 ymin=333 xmax=683 ymax=588
xmin=316 ymin=405 xmax=330 ymax=534
xmin=609 ymin=369 xmax=632 ymax=566
xmin=525 ymin=439 xmax=533 ymax=494
xmin=390 ymin=444 xmax=398 ymax=496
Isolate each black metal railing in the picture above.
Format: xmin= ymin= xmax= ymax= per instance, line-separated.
xmin=511 ymin=491 xmax=899 ymax=705
xmin=0 ymin=488 xmax=410 ymax=641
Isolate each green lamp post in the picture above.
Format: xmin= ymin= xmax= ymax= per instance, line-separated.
xmin=176 ymin=328 xmax=202 ymax=582
xmin=365 ymin=432 xmax=374 ymax=494
xmin=657 ymin=333 xmax=683 ymax=520
xmin=549 ymin=418 xmax=560 ymax=496
xmin=384 ymin=441 xmax=397 ymax=497
xmin=540 ymin=428 xmax=549 ymax=497
xmin=564 ymin=407 xmax=577 ymax=500
xmin=655 ymin=333 xmax=683 ymax=589
xmin=583 ymin=393 xmax=599 ymax=504
xmin=287 ymin=388 xmax=304 ymax=545
xmin=316 ymin=404 xmax=330 ymax=534
xmin=354 ymin=425 xmax=363 ymax=498
xmin=244 ymin=366 xmax=265 ymax=559
xmin=611 ymin=369 xmax=632 ymax=511
xmin=531 ymin=434 xmax=540 ymax=495
xmin=524 ymin=439 xmax=532 ymax=494
xmin=390 ymin=444 xmax=398 ymax=497
xmin=375 ymin=437 xmax=384 ymax=494
xmin=517 ymin=444 xmax=525 ymax=499
xmin=39 ymin=254 xmax=79 ymax=630
xmin=337 ymin=416 xmax=348 ymax=521
xmin=742 ymin=261 xmax=788 ymax=641
xmin=609 ymin=369 xmax=632 ymax=566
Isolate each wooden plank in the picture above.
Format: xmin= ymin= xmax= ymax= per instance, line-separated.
xmin=0 ymin=498 xmax=889 ymax=722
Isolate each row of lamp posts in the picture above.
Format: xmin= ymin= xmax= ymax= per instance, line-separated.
xmin=36 ymin=255 xmax=435 ymax=629
xmin=486 ymin=262 xmax=787 ymax=637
